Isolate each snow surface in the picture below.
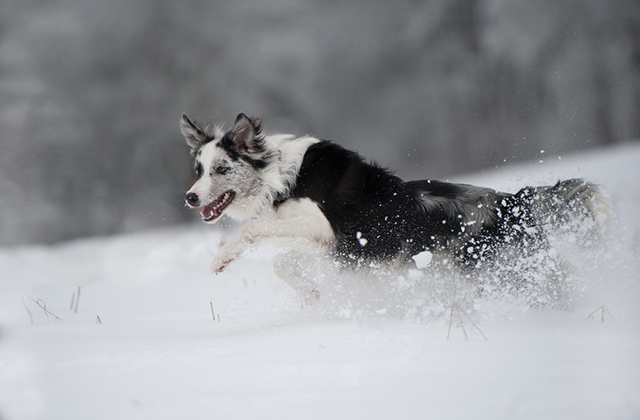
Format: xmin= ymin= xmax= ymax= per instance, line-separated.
xmin=1 ymin=143 xmax=640 ymax=420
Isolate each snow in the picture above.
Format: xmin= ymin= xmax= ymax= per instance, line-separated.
xmin=411 ymin=250 xmax=433 ymax=268
xmin=1 ymin=143 xmax=640 ymax=420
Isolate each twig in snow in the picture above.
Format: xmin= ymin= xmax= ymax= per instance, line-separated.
xmin=447 ymin=286 xmax=457 ymax=340
xmin=447 ymin=285 xmax=488 ymax=341
xmin=455 ymin=304 xmax=488 ymax=341
xmin=588 ymin=305 xmax=611 ymax=324
xmin=23 ymin=298 xmax=33 ymax=325
xmin=74 ymin=286 xmax=81 ymax=313
xmin=210 ymin=302 xmax=220 ymax=322
xmin=96 ymin=315 xmax=102 ymax=324
xmin=456 ymin=304 xmax=469 ymax=340
xmin=22 ymin=295 xmax=61 ymax=325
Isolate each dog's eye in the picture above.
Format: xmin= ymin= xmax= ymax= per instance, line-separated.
xmin=215 ymin=166 xmax=230 ymax=175
xmin=195 ymin=163 xmax=203 ymax=178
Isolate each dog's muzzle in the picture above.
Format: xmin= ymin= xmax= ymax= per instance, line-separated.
xmin=185 ymin=190 xmax=236 ymax=222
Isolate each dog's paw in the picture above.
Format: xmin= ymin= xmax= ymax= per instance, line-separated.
xmin=211 ymin=256 xmax=235 ymax=274
xmin=211 ymin=237 xmax=249 ymax=274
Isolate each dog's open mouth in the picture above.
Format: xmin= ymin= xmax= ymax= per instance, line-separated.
xmin=201 ymin=191 xmax=235 ymax=222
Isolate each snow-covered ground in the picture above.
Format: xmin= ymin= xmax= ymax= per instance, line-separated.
xmin=1 ymin=143 xmax=639 ymax=420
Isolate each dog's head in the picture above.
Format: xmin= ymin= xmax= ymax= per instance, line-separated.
xmin=180 ymin=112 xmax=277 ymax=223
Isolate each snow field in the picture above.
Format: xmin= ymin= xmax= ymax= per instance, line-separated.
xmin=1 ymin=143 xmax=640 ymax=419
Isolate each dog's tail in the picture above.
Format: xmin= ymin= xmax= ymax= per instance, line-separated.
xmin=528 ymin=179 xmax=611 ymax=243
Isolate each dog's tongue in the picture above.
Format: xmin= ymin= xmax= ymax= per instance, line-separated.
xmin=201 ymin=191 xmax=235 ymax=221
xmin=202 ymin=202 xmax=219 ymax=219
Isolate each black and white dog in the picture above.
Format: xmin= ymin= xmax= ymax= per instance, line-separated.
xmin=181 ymin=113 xmax=607 ymax=278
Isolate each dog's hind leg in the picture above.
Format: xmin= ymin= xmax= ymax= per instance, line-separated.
xmin=273 ymin=250 xmax=327 ymax=304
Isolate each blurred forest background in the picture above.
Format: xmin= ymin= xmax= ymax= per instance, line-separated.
xmin=1 ymin=0 xmax=639 ymax=245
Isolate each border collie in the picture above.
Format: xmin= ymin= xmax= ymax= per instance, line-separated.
xmin=181 ymin=113 xmax=608 ymax=280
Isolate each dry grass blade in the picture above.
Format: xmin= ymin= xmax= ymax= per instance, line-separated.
xmin=456 ymin=305 xmax=469 ymax=340
xmin=209 ymin=302 xmax=221 ymax=322
xmin=74 ymin=286 xmax=81 ymax=313
xmin=588 ymin=305 xmax=611 ymax=324
xmin=447 ymin=284 xmax=488 ymax=341
xmin=447 ymin=287 xmax=457 ymax=340
xmin=22 ymin=295 xmax=61 ymax=325
xmin=455 ymin=304 xmax=488 ymax=341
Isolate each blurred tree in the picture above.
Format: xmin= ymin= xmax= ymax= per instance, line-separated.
xmin=0 ymin=0 xmax=638 ymax=244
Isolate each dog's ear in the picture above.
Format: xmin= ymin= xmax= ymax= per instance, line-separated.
xmin=180 ymin=113 xmax=206 ymax=156
xmin=230 ymin=113 xmax=264 ymax=154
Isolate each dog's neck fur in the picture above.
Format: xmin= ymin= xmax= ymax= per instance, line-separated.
xmin=224 ymin=134 xmax=320 ymax=220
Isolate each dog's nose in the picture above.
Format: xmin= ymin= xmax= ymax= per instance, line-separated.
xmin=185 ymin=192 xmax=200 ymax=207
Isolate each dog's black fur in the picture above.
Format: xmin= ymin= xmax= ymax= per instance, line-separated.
xmin=274 ymin=140 xmax=600 ymax=268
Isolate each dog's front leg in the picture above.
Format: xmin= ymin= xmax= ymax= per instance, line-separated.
xmin=211 ymin=218 xmax=289 ymax=274
xmin=211 ymin=199 xmax=334 ymax=274
xmin=210 ymin=222 xmax=260 ymax=274
xmin=210 ymin=219 xmax=307 ymax=274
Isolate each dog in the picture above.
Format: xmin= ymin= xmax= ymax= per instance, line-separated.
xmin=181 ymin=113 xmax=608 ymax=284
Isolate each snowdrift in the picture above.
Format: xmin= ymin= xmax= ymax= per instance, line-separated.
xmin=1 ymin=144 xmax=639 ymax=420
